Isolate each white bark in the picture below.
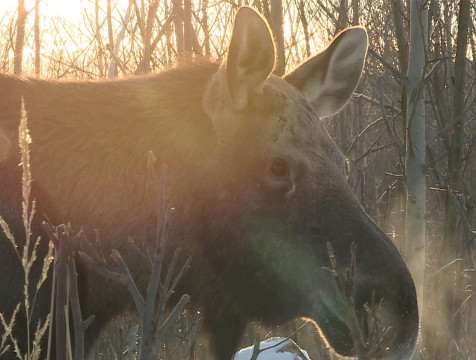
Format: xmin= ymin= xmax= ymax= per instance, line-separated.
xmin=404 ymin=0 xmax=428 ymax=315
xmin=108 ymin=0 xmax=132 ymax=78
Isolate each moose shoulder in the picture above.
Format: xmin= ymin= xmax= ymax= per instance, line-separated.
xmin=0 ymin=6 xmax=418 ymax=360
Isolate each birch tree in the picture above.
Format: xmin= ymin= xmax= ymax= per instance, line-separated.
xmin=404 ymin=0 xmax=428 ymax=316
xmin=183 ymin=0 xmax=193 ymax=52
xmin=173 ymin=0 xmax=184 ymax=55
xmin=441 ymin=0 xmax=471 ymax=355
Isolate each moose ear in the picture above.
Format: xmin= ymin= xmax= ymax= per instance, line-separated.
xmin=226 ymin=7 xmax=275 ymax=110
xmin=284 ymin=27 xmax=368 ymax=118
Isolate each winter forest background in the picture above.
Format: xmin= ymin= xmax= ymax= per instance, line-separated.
xmin=0 ymin=0 xmax=475 ymax=359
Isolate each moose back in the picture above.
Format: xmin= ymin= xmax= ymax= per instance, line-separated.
xmin=0 ymin=7 xmax=418 ymax=360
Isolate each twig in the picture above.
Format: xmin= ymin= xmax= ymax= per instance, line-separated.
xmin=353 ymin=92 xmax=401 ymax=113
xmin=82 ymin=159 xmax=190 ymax=359
xmin=249 ymin=335 xmax=261 ymax=360
xmin=42 ymin=222 xmax=93 ymax=360
xmin=256 ymin=322 xmax=309 ymax=353
xmin=377 ymin=77 xmax=405 ymax=157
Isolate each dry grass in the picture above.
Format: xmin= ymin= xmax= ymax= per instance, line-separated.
xmin=0 ymin=99 xmax=54 ymax=360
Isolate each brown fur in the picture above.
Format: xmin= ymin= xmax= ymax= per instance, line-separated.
xmin=0 ymin=9 xmax=418 ymax=360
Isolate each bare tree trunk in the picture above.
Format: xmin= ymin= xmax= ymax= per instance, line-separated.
xmin=350 ymin=0 xmax=364 ymax=202
xmin=107 ymin=0 xmax=114 ymax=50
xmin=14 ymin=0 xmax=27 ymax=76
xmin=298 ymin=0 xmax=310 ymax=58
xmin=173 ymin=0 xmax=184 ymax=55
xmin=34 ymin=1 xmax=40 ymax=77
xmin=184 ymin=0 xmax=192 ymax=52
xmin=351 ymin=0 xmax=358 ymax=25
xmin=335 ymin=0 xmax=348 ymax=34
xmin=143 ymin=1 xmax=159 ymax=73
xmin=201 ymin=0 xmax=210 ymax=56
xmin=270 ymin=0 xmax=284 ymax=76
xmin=108 ymin=0 xmax=132 ymax=77
xmin=442 ymin=0 xmax=471 ymax=355
xmin=164 ymin=0 xmax=173 ymax=64
xmin=392 ymin=0 xmax=408 ymax=74
xmin=135 ymin=0 xmax=159 ymax=74
xmin=95 ymin=0 xmax=105 ymax=77
xmin=444 ymin=0 xmax=470 ymax=263
xmin=392 ymin=0 xmax=408 ymax=130
xmin=404 ymin=0 xmax=428 ymax=325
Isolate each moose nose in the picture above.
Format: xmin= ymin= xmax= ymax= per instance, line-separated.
xmin=350 ymin=227 xmax=419 ymax=359
xmin=351 ymin=283 xmax=419 ymax=359
xmin=314 ymin=255 xmax=419 ymax=359
xmin=311 ymin=213 xmax=419 ymax=359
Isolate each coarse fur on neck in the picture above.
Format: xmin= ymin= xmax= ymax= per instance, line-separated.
xmin=0 ymin=59 xmax=220 ymax=238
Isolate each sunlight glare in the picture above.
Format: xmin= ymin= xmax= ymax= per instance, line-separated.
xmin=27 ymin=0 xmax=84 ymax=23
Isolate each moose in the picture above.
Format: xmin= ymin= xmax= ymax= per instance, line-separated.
xmin=0 ymin=7 xmax=418 ymax=360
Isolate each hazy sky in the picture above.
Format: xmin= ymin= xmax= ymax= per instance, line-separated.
xmin=2 ymin=0 xmax=96 ymax=24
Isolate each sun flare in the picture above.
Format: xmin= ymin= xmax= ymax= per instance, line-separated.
xmin=0 ymin=0 xmax=87 ymax=24
xmin=0 ymin=0 xmax=328 ymax=77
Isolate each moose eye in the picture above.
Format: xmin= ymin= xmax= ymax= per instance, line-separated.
xmin=269 ymin=158 xmax=288 ymax=178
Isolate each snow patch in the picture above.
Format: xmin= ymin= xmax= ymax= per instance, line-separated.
xmin=233 ymin=337 xmax=311 ymax=360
